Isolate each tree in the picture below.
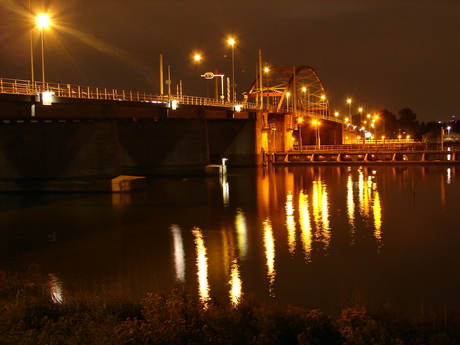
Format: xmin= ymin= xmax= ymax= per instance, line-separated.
xmin=376 ymin=109 xmax=397 ymax=138
xmin=397 ymin=108 xmax=421 ymax=139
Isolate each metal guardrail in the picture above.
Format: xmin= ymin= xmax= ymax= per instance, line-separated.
xmin=0 ymin=77 xmax=258 ymax=110
xmin=288 ymin=142 xmax=426 ymax=152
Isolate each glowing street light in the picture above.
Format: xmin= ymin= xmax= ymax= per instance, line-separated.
xmin=298 ymin=117 xmax=303 ymax=152
xmin=193 ymin=53 xmax=202 ymax=62
xmin=321 ymin=95 xmax=326 ymax=117
xmin=35 ymin=13 xmax=51 ymax=84
xmin=347 ymin=99 xmax=352 ymax=125
xmin=227 ymin=37 xmax=236 ymax=102
xmin=312 ymin=119 xmax=321 ymax=149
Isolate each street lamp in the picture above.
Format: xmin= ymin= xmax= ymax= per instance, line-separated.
xmin=321 ymin=95 xmax=326 ymax=117
xmin=347 ymin=99 xmax=352 ymax=125
xmin=36 ymin=13 xmax=51 ymax=85
xmin=286 ymin=92 xmax=290 ymax=112
xmin=264 ymin=66 xmax=270 ymax=109
xmin=312 ymin=120 xmax=321 ymax=149
xmin=298 ymin=117 xmax=303 ymax=152
xmin=227 ymin=38 xmax=236 ymax=103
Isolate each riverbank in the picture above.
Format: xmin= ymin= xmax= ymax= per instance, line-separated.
xmin=1 ymin=266 xmax=459 ymax=344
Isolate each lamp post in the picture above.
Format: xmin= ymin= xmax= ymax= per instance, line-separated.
xmin=264 ymin=66 xmax=270 ymax=110
xmin=298 ymin=117 xmax=303 ymax=152
xmin=321 ymin=95 xmax=326 ymax=117
xmin=312 ymin=120 xmax=321 ymax=149
xmin=347 ymin=99 xmax=352 ymax=125
xmin=29 ymin=0 xmax=35 ymax=89
xmin=286 ymin=92 xmax=290 ymax=112
xmin=35 ymin=13 xmax=51 ymax=85
xmin=228 ymin=38 xmax=236 ymax=103
xmin=358 ymin=107 xmax=364 ymax=144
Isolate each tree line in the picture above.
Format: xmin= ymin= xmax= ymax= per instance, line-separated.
xmin=350 ymin=108 xmax=458 ymax=141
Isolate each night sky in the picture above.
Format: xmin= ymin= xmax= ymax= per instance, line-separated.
xmin=1 ymin=0 xmax=459 ymax=123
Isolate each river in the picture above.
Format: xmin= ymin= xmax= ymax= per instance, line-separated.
xmin=0 ymin=164 xmax=459 ymax=316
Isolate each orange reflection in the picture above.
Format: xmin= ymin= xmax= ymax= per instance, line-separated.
xmin=235 ymin=208 xmax=248 ymax=260
xmin=347 ymin=173 xmax=356 ymax=245
xmin=373 ymin=190 xmax=383 ymax=252
xmin=221 ymin=174 xmax=230 ymax=207
xmin=285 ymin=191 xmax=296 ymax=255
xmin=312 ymin=178 xmax=331 ymax=251
xmin=263 ymin=218 xmax=276 ymax=297
xmin=229 ymin=259 xmax=243 ymax=306
xmin=298 ymin=190 xmax=312 ymax=262
xmin=192 ymin=227 xmax=210 ymax=306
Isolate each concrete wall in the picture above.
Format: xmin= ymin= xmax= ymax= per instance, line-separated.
xmin=118 ymin=120 xmax=210 ymax=175
xmin=0 ymin=120 xmax=119 ymax=179
xmin=207 ymin=118 xmax=259 ymax=166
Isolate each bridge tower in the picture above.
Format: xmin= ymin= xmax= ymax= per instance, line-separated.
xmin=246 ymin=66 xmax=342 ymax=152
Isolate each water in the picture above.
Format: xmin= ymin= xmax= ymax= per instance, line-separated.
xmin=0 ymin=165 xmax=459 ymax=316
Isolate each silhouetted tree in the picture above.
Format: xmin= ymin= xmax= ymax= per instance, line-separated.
xmin=397 ymin=108 xmax=421 ymax=139
xmin=376 ymin=109 xmax=397 ymax=138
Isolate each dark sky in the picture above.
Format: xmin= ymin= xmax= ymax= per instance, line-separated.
xmin=1 ymin=0 xmax=459 ymax=123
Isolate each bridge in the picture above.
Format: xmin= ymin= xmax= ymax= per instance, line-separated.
xmin=0 ymin=67 xmax=344 ymax=191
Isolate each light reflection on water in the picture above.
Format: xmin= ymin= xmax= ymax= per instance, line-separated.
xmin=0 ymin=165 xmax=459 ymax=315
xmin=191 ymin=227 xmax=210 ymax=306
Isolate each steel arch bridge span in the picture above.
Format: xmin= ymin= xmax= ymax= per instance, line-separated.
xmin=246 ymin=65 xmax=337 ymax=122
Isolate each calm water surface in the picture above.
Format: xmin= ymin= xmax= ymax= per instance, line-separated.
xmin=1 ymin=165 xmax=459 ymax=316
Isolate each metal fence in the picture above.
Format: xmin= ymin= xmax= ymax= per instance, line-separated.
xmin=0 ymin=77 xmax=257 ymax=110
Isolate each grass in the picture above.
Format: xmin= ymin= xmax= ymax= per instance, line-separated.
xmin=1 ymin=265 xmax=459 ymax=344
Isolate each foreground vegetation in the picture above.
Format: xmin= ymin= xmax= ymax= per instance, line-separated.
xmin=1 ymin=266 xmax=460 ymax=344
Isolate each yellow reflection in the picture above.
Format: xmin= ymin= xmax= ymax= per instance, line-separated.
xmin=285 ymin=191 xmax=296 ymax=255
xmin=49 ymin=273 xmax=63 ymax=304
xmin=373 ymin=190 xmax=383 ymax=252
xmin=447 ymin=167 xmax=452 ymax=185
xmin=192 ymin=227 xmax=210 ymax=306
xmin=171 ymin=224 xmax=186 ymax=283
xmin=235 ymin=208 xmax=248 ymax=260
xmin=347 ymin=173 xmax=356 ymax=245
xmin=298 ymin=190 xmax=312 ymax=262
xmin=221 ymin=174 xmax=230 ymax=207
xmin=312 ymin=178 xmax=331 ymax=251
xmin=358 ymin=169 xmax=372 ymax=219
xmin=263 ymin=218 xmax=276 ymax=296
xmin=229 ymin=259 xmax=243 ymax=306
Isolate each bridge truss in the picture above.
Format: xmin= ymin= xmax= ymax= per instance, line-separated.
xmin=246 ymin=66 xmax=337 ymax=122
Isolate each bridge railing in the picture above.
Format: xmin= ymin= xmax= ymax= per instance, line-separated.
xmin=0 ymin=77 xmax=258 ymax=110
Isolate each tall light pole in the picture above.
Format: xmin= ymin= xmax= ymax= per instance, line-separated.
xmin=347 ymin=99 xmax=352 ymax=125
xmin=29 ymin=0 xmax=35 ymax=88
xmin=321 ymin=95 xmax=326 ymax=117
xmin=35 ymin=13 xmax=51 ymax=85
xmin=312 ymin=120 xmax=321 ymax=149
xmin=228 ymin=38 xmax=236 ymax=103
xmin=298 ymin=117 xmax=303 ymax=152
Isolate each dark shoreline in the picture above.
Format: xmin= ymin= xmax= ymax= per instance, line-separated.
xmin=1 ymin=266 xmax=459 ymax=344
